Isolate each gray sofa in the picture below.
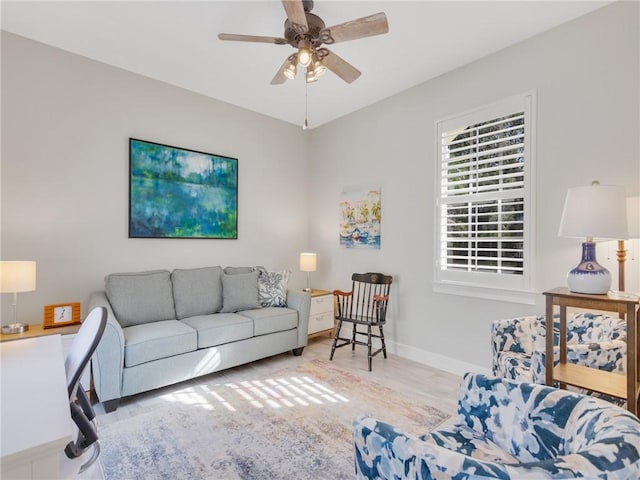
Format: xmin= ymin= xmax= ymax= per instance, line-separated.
xmin=88 ymin=266 xmax=311 ymax=412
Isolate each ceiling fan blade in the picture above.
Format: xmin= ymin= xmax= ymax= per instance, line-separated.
xmin=322 ymin=12 xmax=388 ymax=44
xmin=270 ymin=57 xmax=291 ymax=85
xmin=321 ymin=50 xmax=361 ymax=84
xmin=281 ymin=0 xmax=308 ymax=33
xmin=218 ymin=33 xmax=288 ymax=45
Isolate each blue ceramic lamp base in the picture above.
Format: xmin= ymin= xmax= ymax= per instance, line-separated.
xmin=566 ymin=241 xmax=611 ymax=295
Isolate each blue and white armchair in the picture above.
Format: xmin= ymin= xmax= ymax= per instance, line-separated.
xmin=491 ymin=312 xmax=626 ymax=385
xmin=353 ymin=373 xmax=640 ymax=479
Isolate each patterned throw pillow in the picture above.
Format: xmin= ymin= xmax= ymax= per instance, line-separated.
xmin=258 ymin=269 xmax=290 ymax=307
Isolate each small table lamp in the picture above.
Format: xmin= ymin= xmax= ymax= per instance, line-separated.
xmin=1 ymin=261 xmax=37 ymax=334
xmin=299 ymin=253 xmax=317 ymax=292
xmin=616 ymin=196 xmax=640 ymax=291
xmin=558 ymin=182 xmax=628 ymax=294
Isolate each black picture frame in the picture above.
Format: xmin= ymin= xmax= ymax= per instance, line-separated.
xmin=129 ymin=138 xmax=238 ymax=239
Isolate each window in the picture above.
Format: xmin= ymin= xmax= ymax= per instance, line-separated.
xmin=434 ymin=93 xmax=536 ymax=304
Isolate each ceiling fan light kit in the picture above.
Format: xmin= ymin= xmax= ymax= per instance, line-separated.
xmin=306 ymin=69 xmax=317 ymax=83
xmin=297 ymin=39 xmax=313 ymax=67
xmin=284 ymin=55 xmax=298 ymax=80
xmin=218 ymin=0 xmax=389 ymax=86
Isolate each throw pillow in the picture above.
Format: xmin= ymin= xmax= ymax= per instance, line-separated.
xmin=171 ymin=266 xmax=223 ymax=319
xmin=105 ymin=270 xmax=175 ymax=327
xmin=220 ymin=270 xmax=261 ymax=313
xmin=258 ymin=269 xmax=290 ymax=307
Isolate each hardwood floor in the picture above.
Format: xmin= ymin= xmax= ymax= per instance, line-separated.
xmin=82 ymin=336 xmax=462 ymax=479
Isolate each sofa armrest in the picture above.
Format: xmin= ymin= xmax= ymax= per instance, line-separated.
xmin=491 ymin=316 xmax=543 ymax=374
xmin=286 ymin=290 xmax=311 ymax=348
xmin=353 ymin=415 xmax=509 ymax=479
xmin=530 ymin=339 xmax=627 ymax=384
xmin=457 ymin=373 xmax=585 ymax=461
xmin=87 ymin=291 xmax=125 ymax=403
xmin=565 ymin=312 xmax=627 ymax=343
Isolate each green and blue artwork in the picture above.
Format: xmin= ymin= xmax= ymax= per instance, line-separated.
xmin=129 ymin=138 xmax=238 ymax=239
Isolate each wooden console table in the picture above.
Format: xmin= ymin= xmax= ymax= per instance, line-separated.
xmin=543 ymin=287 xmax=639 ymax=415
xmin=0 ymin=323 xmax=81 ymax=342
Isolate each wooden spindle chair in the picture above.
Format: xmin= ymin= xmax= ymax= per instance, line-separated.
xmin=330 ymin=272 xmax=392 ymax=371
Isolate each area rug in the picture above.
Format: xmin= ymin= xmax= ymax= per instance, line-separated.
xmin=98 ymin=359 xmax=449 ymax=480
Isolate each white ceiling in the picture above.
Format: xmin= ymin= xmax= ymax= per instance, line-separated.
xmin=1 ymin=1 xmax=610 ymax=128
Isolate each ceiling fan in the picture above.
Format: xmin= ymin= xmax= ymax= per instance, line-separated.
xmin=218 ymin=0 xmax=389 ymax=85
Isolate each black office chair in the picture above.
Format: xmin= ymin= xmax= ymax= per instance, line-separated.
xmin=330 ymin=272 xmax=392 ymax=371
xmin=63 ymin=306 xmax=107 ymax=474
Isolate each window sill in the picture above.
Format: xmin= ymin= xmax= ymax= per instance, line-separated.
xmin=433 ymin=280 xmax=538 ymax=305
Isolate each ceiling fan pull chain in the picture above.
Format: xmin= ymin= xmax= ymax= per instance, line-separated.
xmin=303 ymin=80 xmax=309 ymax=130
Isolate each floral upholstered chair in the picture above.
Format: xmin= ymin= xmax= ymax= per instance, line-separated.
xmin=491 ymin=312 xmax=626 ymax=385
xmin=353 ymin=373 xmax=640 ymax=479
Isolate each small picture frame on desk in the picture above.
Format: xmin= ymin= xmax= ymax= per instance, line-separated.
xmin=43 ymin=302 xmax=81 ymax=329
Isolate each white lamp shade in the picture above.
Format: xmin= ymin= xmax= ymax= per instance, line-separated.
xmin=0 ymin=261 xmax=37 ymax=293
xmin=299 ymin=253 xmax=317 ymax=272
xmin=558 ymin=184 xmax=628 ymax=240
xmin=627 ymin=196 xmax=640 ymax=239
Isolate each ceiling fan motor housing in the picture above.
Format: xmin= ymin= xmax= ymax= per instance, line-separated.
xmin=284 ymin=12 xmax=327 ymax=48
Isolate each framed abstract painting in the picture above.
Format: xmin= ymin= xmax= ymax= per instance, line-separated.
xmin=129 ymin=138 xmax=238 ymax=239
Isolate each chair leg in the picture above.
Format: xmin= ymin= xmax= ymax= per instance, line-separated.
xmin=330 ymin=320 xmax=342 ymax=361
xmin=367 ymin=324 xmax=373 ymax=372
xmin=352 ymin=325 xmax=357 ymax=351
xmin=78 ymin=441 xmax=101 ymax=474
xmin=379 ymin=324 xmax=387 ymax=359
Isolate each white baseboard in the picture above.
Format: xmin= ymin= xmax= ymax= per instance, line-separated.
xmin=386 ymin=340 xmax=492 ymax=377
xmin=334 ymin=324 xmax=491 ymax=377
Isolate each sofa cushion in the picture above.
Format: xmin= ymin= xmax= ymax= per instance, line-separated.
xmin=123 ymin=320 xmax=197 ymax=367
xmin=106 ymin=270 xmax=175 ymax=327
xmin=181 ymin=313 xmax=253 ymax=348
xmin=239 ymin=307 xmax=298 ymax=336
xmin=171 ymin=266 xmax=223 ymax=319
xmin=258 ymin=269 xmax=290 ymax=307
xmin=221 ymin=271 xmax=261 ymax=313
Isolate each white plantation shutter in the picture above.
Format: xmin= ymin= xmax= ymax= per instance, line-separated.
xmin=434 ymin=93 xmax=536 ymax=304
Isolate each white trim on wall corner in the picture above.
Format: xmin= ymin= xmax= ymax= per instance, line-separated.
xmin=386 ymin=340 xmax=492 ymax=377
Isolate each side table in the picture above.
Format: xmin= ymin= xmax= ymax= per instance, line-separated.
xmin=307 ymin=289 xmax=335 ymax=339
xmin=0 ymin=323 xmax=81 ymax=342
xmin=1 ymin=323 xmax=91 ymax=392
xmin=543 ymin=287 xmax=639 ymax=415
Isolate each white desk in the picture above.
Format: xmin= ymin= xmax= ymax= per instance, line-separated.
xmin=1 ymin=335 xmax=72 ymax=479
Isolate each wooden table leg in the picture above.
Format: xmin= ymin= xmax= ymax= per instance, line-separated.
xmin=545 ymin=295 xmax=554 ymax=386
xmin=627 ymin=304 xmax=638 ymax=416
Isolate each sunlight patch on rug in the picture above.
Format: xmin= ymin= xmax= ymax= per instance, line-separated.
xmin=159 ymin=370 xmax=351 ymax=413
xmin=99 ymin=359 xmax=449 ymax=480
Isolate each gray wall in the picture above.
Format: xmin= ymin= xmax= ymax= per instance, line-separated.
xmin=1 ymin=31 xmax=311 ymax=323
xmin=2 ymin=2 xmax=638 ymax=374
xmin=308 ymin=1 xmax=639 ymax=372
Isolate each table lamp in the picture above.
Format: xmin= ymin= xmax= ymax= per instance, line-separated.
xmin=616 ymin=196 xmax=640 ymax=291
xmin=1 ymin=261 xmax=37 ymax=334
xmin=299 ymin=252 xmax=317 ymax=292
xmin=558 ymin=182 xmax=628 ymax=294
